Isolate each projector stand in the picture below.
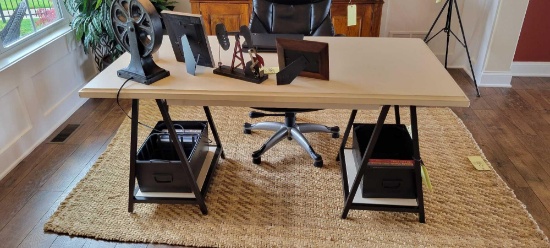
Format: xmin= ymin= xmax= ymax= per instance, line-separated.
xmin=117 ymin=21 xmax=169 ymax=85
xmin=424 ymin=0 xmax=480 ymax=97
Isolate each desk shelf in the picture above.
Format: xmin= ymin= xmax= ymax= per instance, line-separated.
xmin=340 ymin=149 xmax=421 ymax=212
xmin=132 ymin=146 xmax=222 ymax=204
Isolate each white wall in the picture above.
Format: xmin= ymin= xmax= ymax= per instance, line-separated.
xmin=0 ymin=33 xmax=96 ymax=180
xmin=0 ymin=0 xmax=195 ymax=180
xmin=382 ymin=0 xmax=464 ymax=63
xmin=173 ymin=1 xmax=192 ymax=13
xmin=481 ymin=0 xmax=529 ymax=86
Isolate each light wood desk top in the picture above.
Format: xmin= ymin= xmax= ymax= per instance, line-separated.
xmin=79 ymin=36 xmax=469 ymax=109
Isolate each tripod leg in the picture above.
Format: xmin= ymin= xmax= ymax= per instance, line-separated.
xmin=424 ymin=0 xmax=451 ymax=42
xmin=454 ymin=0 xmax=481 ymax=97
xmin=444 ymin=0 xmax=454 ymax=69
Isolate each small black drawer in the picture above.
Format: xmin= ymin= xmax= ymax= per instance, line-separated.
xmin=352 ymin=124 xmax=417 ymax=199
xmin=136 ymin=121 xmax=209 ymax=193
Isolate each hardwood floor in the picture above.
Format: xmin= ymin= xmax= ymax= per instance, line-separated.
xmin=0 ymin=70 xmax=548 ymax=247
xmin=450 ymin=70 xmax=550 ymax=237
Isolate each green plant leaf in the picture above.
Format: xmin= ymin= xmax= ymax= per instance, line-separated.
xmin=95 ymin=0 xmax=103 ymax=10
xmin=75 ymin=25 xmax=84 ymax=41
xmin=92 ymin=15 xmax=103 ymax=34
xmin=83 ymin=32 xmax=91 ymax=50
xmin=63 ymin=0 xmax=124 ymax=61
xmin=82 ymin=0 xmax=89 ymax=14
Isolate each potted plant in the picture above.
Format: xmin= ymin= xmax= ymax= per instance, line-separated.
xmin=63 ymin=0 xmax=175 ymax=71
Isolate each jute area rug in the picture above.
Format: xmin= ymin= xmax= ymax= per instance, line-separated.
xmin=45 ymin=101 xmax=549 ymax=247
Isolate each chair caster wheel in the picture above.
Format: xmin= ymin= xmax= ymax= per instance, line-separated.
xmin=331 ymin=126 xmax=340 ymax=138
xmin=314 ymin=160 xmax=323 ymax=167
xmin=243 ymin=123 xmax=252 ymax=134
xmin=253 ymin=156 xmax=261 ymax=165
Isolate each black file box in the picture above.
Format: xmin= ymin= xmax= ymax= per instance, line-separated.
xmin=136 ymin=121 xmax=209 ymax=192
xmin=352 ymin=124 xmax=417 ymax=199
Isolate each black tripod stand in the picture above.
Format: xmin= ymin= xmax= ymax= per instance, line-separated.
xmin=424 ymin=0 xmax=480 ymax=97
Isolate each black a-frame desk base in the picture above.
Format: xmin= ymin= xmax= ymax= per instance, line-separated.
xmin=127 ymin=99 xmax=225 ymax=214
xmin=338 ymin=106 xmax=425 ymax=223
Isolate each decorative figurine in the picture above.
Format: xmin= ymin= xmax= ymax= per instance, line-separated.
xmin=110 ymin=0 xmax=169 ymax=85
xmin=213 ymin=24 xmax=268 ymax=84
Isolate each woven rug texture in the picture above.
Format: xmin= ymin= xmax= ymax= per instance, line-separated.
xmin=44 ymin=101 xmax=549 ymax=247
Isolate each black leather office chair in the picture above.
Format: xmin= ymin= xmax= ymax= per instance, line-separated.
xmin=243 ymin=0 xmax=339 ymax=167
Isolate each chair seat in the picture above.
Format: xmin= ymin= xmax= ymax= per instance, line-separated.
xmin=252 ymin=107 xmax=320 ymax=113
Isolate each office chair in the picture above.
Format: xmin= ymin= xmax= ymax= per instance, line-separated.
xmin=243 ymin=0 xmax=339 ymax=168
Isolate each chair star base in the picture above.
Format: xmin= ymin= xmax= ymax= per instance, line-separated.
xmin=244 ymin=117 xmax=339 ymax=167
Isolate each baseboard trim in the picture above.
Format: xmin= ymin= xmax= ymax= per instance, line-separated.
xmin=479 ymin=71 xmax=512 ymax=87
xmin=511 ymin=62 xmax=550 ymax=77
xmin=0 ymin=96 xmax=87 ymax=181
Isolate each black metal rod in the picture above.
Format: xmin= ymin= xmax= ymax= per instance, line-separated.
xmin=336 ymin=110 xmax=358 ymax=161
xmin=156 ymin=99 xmax=208 ymax=214
xmin=340 ymin=148 xmax=350 ymax=199
xmin=424 ymin=0 xmax=450 ymax=42
xmin=449 ymin=30 xmax=465 ymax=47
xmin=128 ymin=99 xmax=139 ymax=212
xmin=454 ymin=0 xmax=481 ymax=97
xmin=342 ymin=105 xmax=390 ymax=219
xmin=410 ymin=106 xmax=425 ymax=223
xmin=425 ymin=29 xmax=445 ymax=44
xmin=444 ymin=0 xmax=453 ymax=68
xmin=394 ymin=106 xmax=400 ymax=125
xmin=203 ymin=106 xmax=225 ymax=159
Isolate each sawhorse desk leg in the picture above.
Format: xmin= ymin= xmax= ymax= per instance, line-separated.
xmin=339 ymin=105 xmax=425 ymax=223
xmin=203 ymin=106 xmax=225 ymax=159
xmin=128 ymin=99 xmax=139 ymax=213
xmin=410 ymin=106 xmax=425 ymax=223
xmin=336 ymin=110 xmax=358 ymax=162
xmin=341 ymin=105 xmax=391 ymax=218
xmin=156 ymin=99 xmax=208 ymax=214
xmin=128 ymin=100 xmax=225 ymax=215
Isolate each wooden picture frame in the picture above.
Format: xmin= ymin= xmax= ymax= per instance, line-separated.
xmin=276 ymin=38 xmax=329 ymax=80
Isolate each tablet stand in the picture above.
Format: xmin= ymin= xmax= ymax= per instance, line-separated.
xmin=181 ymin=34 xmax=200 ymax=75
xmin=276 ymin=55 xmax=309 ymax=85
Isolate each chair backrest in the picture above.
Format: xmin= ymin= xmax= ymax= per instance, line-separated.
xmin=249 ymin=0 xmax=334 ymax=36
xmin=0 ymin=1 xmax=28 ymax=46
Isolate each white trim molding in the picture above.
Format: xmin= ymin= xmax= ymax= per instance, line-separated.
xmin=480 ymin=71 xmax=512 ymax=87
xmin=511 ymin=62 xmax=550 ymax=77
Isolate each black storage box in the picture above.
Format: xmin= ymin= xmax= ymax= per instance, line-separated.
xmin=352 ymin=124 xmax=417 ymax=199
xmin=136 ymin=121 xmax=209 ymax=192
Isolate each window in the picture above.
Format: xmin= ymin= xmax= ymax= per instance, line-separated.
xmin=0 ymin=0 xmax=68 ymax=56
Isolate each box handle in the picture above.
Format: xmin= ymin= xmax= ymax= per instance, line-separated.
xmin=382 ymin=180 xmax=401 ymax=189
xmin=154 ymin=174 xmax=173 ymax=183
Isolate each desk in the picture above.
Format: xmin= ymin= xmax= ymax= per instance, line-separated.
xmin=80 ymin=36 xmax=469 ymax=222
